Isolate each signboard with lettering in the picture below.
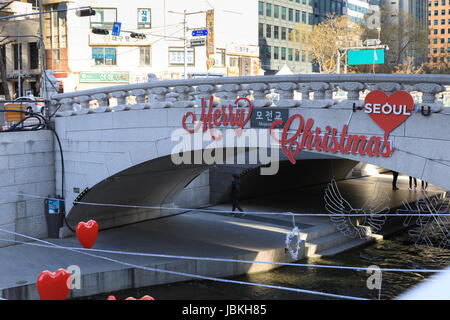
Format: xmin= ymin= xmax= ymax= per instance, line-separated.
xmin=89 ymin=34 xmax=152 ymax=46
xmin=250 ymin=108 xmax=289 ymax=128
xmin=206 ymin=10 xmax=214 ymax=56
xmin=79 ymin=72 xmax=130 ymax=83
xmin=192 ymin=29 xmax=208 ymax=37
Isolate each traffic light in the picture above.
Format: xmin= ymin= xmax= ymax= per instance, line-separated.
xmin=130 ymin=32 xmax=146 ymax=39
xmin=92 ymin=28 xmax=109 ymax=35
xmin=76 ymin=7 xmax=96 ymax=17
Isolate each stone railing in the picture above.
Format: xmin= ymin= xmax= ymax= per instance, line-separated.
xmin=50 ymin=74 xmax=450 ymax=117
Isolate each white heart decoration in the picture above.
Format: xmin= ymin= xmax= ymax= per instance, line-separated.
xmin=285 ymin=226 xmax=302 ymax=260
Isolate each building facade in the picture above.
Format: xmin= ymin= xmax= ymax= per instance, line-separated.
xmin=0 ymin=0 xmax=41 ymax=99
xmin=312 ymin=0 xmax=344 ymax=23
xmin=427 ymin=0 xmax=450 ymax=66
xmin=258 ymin=0 xmax=314 ymax=74
xmin=42 ymin=0 xmax=259 ymax=92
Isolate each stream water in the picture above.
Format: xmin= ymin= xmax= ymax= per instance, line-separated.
xmin=79 ymin=228 xmax=450 ymax=300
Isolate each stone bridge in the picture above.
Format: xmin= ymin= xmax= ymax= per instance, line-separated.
xmin=48 ymin=73 xmax=450 ymax=233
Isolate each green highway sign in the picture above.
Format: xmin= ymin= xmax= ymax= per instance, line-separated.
xmin=79 ymin=72 xmax=129 ymax=83
xmin=348 ymin=49 xmax=384 ymax=65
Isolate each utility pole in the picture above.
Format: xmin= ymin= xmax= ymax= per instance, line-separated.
xmin=38 ymin=0 xmax=46 ymax=100
xmin=17 ymin=22 xmax=20 ymax=97
xmin=183 ymin=9 xmax=187 ymax=79
xmin=168 ymin=10 xmax=206 ymax=79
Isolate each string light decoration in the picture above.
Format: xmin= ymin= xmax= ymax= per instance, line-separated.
xmin=397 ymin=192 xmax=450 ymax=249
xmin=325 ymin=179 xmax=389 ymax=239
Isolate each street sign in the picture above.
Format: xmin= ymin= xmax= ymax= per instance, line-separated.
xmin=190 ymin=38 xmax=206 ymax=47
xmin=250 ymin=108 xmax=289 ymax=128
xmin=192 ymin=29 xmax=208 ymax=37
xmin=112 ymin=22 xmax=122 ymax=37
xmin=348 ymin=49 xmax=384 ymax=65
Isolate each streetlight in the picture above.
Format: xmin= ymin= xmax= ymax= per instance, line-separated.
xmin=168 ymin=10 xmax=206 ymax=79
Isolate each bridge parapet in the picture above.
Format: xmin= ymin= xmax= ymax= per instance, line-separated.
xmin=51 ymin=74 xmax=450 ymax=117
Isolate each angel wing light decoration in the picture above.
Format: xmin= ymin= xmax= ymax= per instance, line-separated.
xmin=325 ymin=179 xmax=389 ymax=239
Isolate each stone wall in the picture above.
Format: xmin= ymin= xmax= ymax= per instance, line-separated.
xmin=0 ymin=131 xmax=55 ymax=248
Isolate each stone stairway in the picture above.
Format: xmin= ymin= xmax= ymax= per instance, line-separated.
xmin=300 ymin=224 xmax=382 ymax=258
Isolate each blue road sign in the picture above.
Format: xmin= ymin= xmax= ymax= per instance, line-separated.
xmin=112 ymin=22 xmax=122 ymax=36
xmin=192 ymin=29 xmax=208 ymax=37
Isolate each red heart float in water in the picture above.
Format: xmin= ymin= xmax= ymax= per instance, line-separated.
xmin=76 ymin=220 xmax=98 ymax=249
xmin=37 ymin=269 xmax=71 ymax=300
xmin=364 ymin=90 xmax=414 ymax=137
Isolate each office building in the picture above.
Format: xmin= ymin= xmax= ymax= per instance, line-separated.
xmin=427 ymin=0 xmax=450 ymax=66
xmin=258 ymin=0 xmax=314 ymax=74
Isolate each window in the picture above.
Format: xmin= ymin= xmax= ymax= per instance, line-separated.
xmin=259 ymin=2 xmax=264 ymax=15
xmin=302 ymin=11 xmax=306 ymax=23
xmin=442 ymin=29 xmax=445 ymax=34
xmin=266 ymin=3 xmax=272 ymax=17
xmin=13 ymin=44 xmax=22 ymax=70
xmin=434 ymin=10 xmax=438 ymax=15
xmin=281 ymin=7 xmax=286 ymax=20
xmin=442 ymin=10 xmax=446 ymax=15
xmin=28 ymin=42 xmax=39 ymax=70
xmin=288 ymin=48 xmax=293 ymax=61
xmin=139 ymin=46 xmax=151 ymax=66
xmin=441 ymin=38 xmax=445 ymax=43
xmin=259 ymin=23 xmax=264 ymax=37
xmin=308 ymin=13 xmax=313 ymax=25
xmin=433 ymin=48 xmax=437 ymax=53
xmin=289 ymin=8 xmax=293 ymax=21
xmin=281 ymin=47 xmax=286 ymax=60
xmin=266 ymin=24 xmax=271 ymax=38
xmin=434 ymin=38 xmax=438 ymax=44
xmin=52 ymin=49 xmax=60 ymax=62
xmin=295 ymin=50 xmax=300 ymax=61
xmin=434 ymin=29 xmax=438 ymax=34
xmin=274 ymin=5 xmax=279 ymax=18
xmin=212 ymin=48 xmax=225 ymax=67
xmin=168 ymin=47 xmax=194 ymax=66
xmin=137 ymin=9 xmax=151 ymax=29
xmin=434 ymin=20 xmax=438 ymax=25
xmin=296 ymin=10 xmax=300 ymax=23
xmin=90 ymin=8 xmax=117 ymax=28
xmin=274 ymin=46 xmax=279 ymax=59
xmin=441 ymin=19 xmax=445 ymax=24
xmin=92 ymin=47 xmax=117 ymax=65
xmin=274 ymin=26 xmax=279 ymax=39
xmin=281 ymin=27 xmax=286 ymax=40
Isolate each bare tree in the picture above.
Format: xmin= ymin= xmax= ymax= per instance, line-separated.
xmin=361 ymin=6 xmax=428 ymax=72
xmin=292 ymin=15 xmax=362 ymax=73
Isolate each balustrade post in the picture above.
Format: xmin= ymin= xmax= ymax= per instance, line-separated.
xmin=245 ymin=83 xmax=271 ymax=108
xmin=415 ymin=83 xmax=445 ymax=113
xmin=271 ymin=82 xmax=300 ymax=108
xmin=130 ymin=89 xmax=149 ymax=110
xmin=172 ymin=86 xmax=195 ymax=108
xmin=147 ymin=87 xmax=173 ymax=108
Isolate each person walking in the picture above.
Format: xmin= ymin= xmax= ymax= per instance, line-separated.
xmin=392 ymin=171 xmax=399 ymax=190
xmin=409 ymin=176 xmax=417 ymax=190
xmin=231 ymin=174 xmax=244 ymax=216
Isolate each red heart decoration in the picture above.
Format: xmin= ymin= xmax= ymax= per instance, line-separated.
xmin=76 ymin=220 xmax=98 ymax=249
xmin=364 ymin=90 xmax=414 ymax=136
xmin=36 ymin=269 xmax=71 ymax=300
xmin=108 ymin=295 xmax=155 ymax=300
